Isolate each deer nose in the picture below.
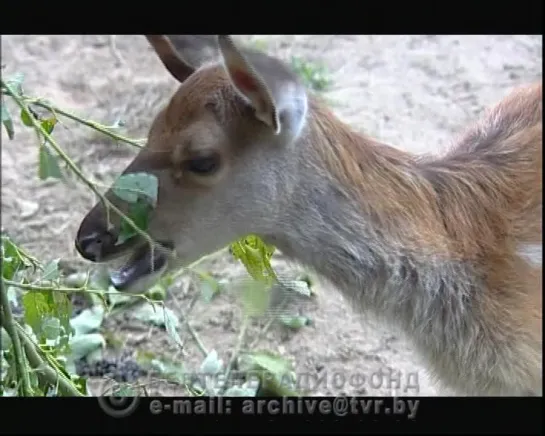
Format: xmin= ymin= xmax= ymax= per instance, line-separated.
xmin=75 ymin=229 xmax=117 ymax=262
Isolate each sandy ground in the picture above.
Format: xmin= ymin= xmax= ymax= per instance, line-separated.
xmin=1 ymin=35 xmax=542 ymax=397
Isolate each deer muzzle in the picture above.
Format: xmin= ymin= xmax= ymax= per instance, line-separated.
xmin=74 ymin=200 xmax=139 ymax=263
xmin=75 ymin=148 xmax=174 ymax=291
xmin=75 ymin=203 xmax=172 ymax=292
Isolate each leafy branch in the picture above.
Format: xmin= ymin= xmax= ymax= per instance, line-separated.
xmin=1 ymin=78 xmax=156 ymax=251
xmin=0 ymin=280 xmax=31 ymax=396
xmin=24 ymin=97 xmax=146 ymax=149
xmin=1 ymin=233 xmax=87 ymax=396
xmin=16 ymin=323 xmax=83 ymax=397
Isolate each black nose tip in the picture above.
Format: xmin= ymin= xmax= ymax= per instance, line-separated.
xmin=75 ymin=230 xmax=116 ymax=262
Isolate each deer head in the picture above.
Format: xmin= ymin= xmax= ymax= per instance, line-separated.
xmin=75 ymin=35 xmax=310 ymax=292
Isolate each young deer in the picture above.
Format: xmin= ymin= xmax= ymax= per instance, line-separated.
xmin=75 ymin=35 xmax=542 ymax=396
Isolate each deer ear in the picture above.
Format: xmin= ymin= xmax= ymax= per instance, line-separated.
xmin=166 ymin=35 xmax=219 ymax=68
xmin=145 ymin=35 xmax=196 ymax=83
xmin=217 ymin=35 xmax=281 ymax=135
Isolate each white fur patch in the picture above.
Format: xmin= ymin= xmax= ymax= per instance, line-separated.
xmin=516 ymin=243 xmax=542 ymax=266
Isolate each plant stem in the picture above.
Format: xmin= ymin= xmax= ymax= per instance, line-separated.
xmin=170 ymin=282 xmax=208 ymax=357
xmin=1 ymin=278 xmax=137 ymax=298
xmin=0 ymin=280 xmax=32 ymax=396
xmin=16 ymin=323 xmax=84 ymax=397
xmin=249 ymin=296 xmax=289 ymax=350
xmin=221 ymin=316 xmax=249 ymax=394
xmin=187 ymin=322 xmax=208 ymax=358
xmin=1 ymin=79 xmax=155 ymax=248
xmin=26 ymin=97 xmax=144 ymax=149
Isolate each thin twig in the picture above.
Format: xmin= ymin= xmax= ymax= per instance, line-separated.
xmin=0 ymin=280 xmax=32 ymax=396
xmin=221 ymin=315 xmax=249 ymax=394
xmin=2 ymin=80 xmax=155 ymax=249
xmin=2 ymin=278 xmax=140 ymax=298
xmin=15 ymin=323 xmax=84 ymax=397
xmin=0 ymin=84 xmax=144 ymax=149
xmin=249 ymin=296 xmax=290 ymax=349
xmin=186 ymin=321 xmax=208 ymax=357
xmin=26 ymin=97 xmax=143 ymax=149
xmin=169 ymin=279 xmax=209 ymax=358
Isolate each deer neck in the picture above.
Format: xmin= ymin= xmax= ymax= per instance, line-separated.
xmin=265 ymin=97 xmax=475 ymax=344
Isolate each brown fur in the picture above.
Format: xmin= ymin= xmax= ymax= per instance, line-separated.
xmin=306 ymin=98 xmax=450 ymax=256
xmin=306 ymin=83 xmax=542 ymax=261
xmin=303 ymin=84 xmax=542 ymax=394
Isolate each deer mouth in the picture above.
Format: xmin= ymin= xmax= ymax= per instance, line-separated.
xmin=109 ymin=240 xmax=173 ymax=292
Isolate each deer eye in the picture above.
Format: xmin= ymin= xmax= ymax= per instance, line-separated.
xmin=185 ymin=154 xmax=221 ymax=175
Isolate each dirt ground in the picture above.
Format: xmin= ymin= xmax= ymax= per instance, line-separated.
xmin=1 ymin=35 xmax=542 ymax=397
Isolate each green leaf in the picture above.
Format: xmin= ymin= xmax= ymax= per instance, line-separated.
xmin=69 ymin=333 xmax=105 ymax=361
xmin=278 ymin=314 xmax=312 ymax=330
xmin=164 ymin=308 xmax=183 ymax=349
xmin=240 ymin=350 xmax=299 ymax=396
xmin=1 ymin=253 xmax=17 ymax=280
xmin=49 ymin=292 xmax=72 ymax=339
xmin=106 ymin=286 xmax=134 ymax=308
xmin=42 ymin=259 xmax=60 ymax=281
xmin=112 ymin=172 xmax=158 ymax=206
xmin=131 ymin=303 xmax=180 ymax=332
xmin=41 ymin=117 xmax=56 ymax=135
xmin=20 ymin=107 xmax=34 ymax=127
xmin=70 ymin=305 xmax=105 ymax=336
xmin=117 ymin=200 xmax=151 ymax=245
xmin=130 ymin=302 xmax=161 ymax=325
xmin=199 ymin=349 xmax=224 ymax=376
xmin=236 ymin=278 xmax=272 ymax=318
xmin=38 ymin=144 xmax=63 ymax=180
xmin=281 ymin=279 xmax=313 ymax=298
xmin=230 ymin=235 xmax=277 ymax=283
xmin=143 ymin=357 xmax=186 ymax=384
xmin=1 ymin=235 xmax=36 ymax=280
xmin=127 ymin=302 xmax=183 ymax=349
xmin=42 ymin=316 xmax=61 ymax=340
xmin=1 ymin=97 xmax=14 ymax=139
xmin=198 ymin=272 xmax=221 ymax=303
xmin=296 ymin=273 xmax=315 ymax=291
xmin=22 ymin=290 xmax=73 ymax=342
xmin=147 ymin=283 xmax=167 ymax=301
xmin=2 ymin=235 xmax=39 ymax=267
xmin=22 ymin=291 xmax=51 ymax=335
xmin=244 ymin=350 xmax=292 ymax=376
